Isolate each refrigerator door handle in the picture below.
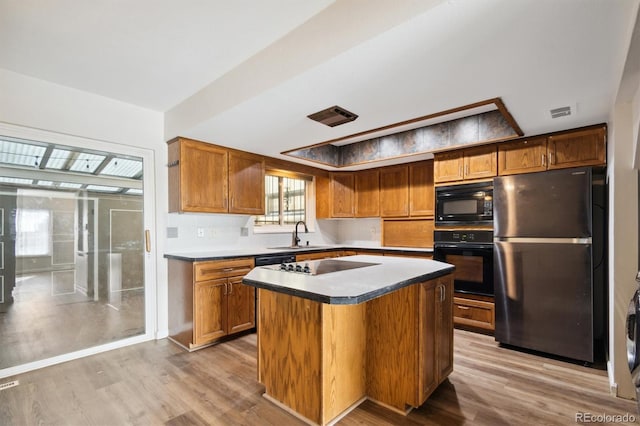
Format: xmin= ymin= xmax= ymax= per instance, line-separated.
xmin=493 ymin=237 xmax=592 ymax=244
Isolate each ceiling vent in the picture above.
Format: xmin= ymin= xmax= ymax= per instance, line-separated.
xmin=307 ymin=105 xmax=358 ymax=127
xmin=550 ymin=105 xmax=571 ymax=119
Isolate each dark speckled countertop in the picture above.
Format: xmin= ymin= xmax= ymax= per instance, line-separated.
xmin=164 ymin=245 xmax=433 ymax=262
xmin=242 ymin=255 xmax=453 ymax=305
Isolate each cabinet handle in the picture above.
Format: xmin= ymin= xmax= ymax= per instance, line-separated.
xmin=457 ymin=306 xmax=470 ymax=310
xmin=541 ymin=154 xmax=546 ymax=167
xmin=549 ymin=151 xmax=554 ymax=165
xmin=465 ymin=164 xmax=469 ymax=176
xmin=228 ymin=282 xmax=233 ymax=295
xmin=223 ymin=283 xmax=228 ymax=295
xmin=222 ymin=268 xmax=234 ymax=272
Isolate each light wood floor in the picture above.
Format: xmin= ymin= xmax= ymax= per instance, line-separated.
xmin=0 ymin=272 xmax=144 ymax=369
xmin=0 ymin=329 xmax=637 ymax=425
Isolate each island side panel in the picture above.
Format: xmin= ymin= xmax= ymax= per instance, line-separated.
xmin=366 ymin=284 xmax=419 ymax=413
xmin=167 ymin=259 xmax=194 ymax=348
xmin=321 ymin=303 xmax=367 ymax=424
xmin=258 ymin=289 xmax=323 ymax=424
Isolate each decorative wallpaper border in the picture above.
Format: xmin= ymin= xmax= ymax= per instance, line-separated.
xmin=284 ymin=98 xmax=522 ymax=168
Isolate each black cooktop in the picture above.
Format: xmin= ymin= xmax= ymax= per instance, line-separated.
xmin=262 ymin=259 xmax=380 ymax=275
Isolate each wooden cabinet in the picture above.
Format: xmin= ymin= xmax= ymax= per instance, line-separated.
xmin=547 ymin=126 xmax=606 ymax=169
xmin=409 ymin=160 xmax=434 ymax=217
xmin=355 ymin=169 xmax=380 ymax=217
xmin=453 ymin=294 xmax=495 ymax=332
xmin=168 ymin=138 xmax=228 ymax=213
xmin=380 ymin=165 xmax=409 ymax=217
xmin=382 ymin=218 xmax=434 ymax=248
xmin=366 ymin=273 xmax=453 ymax=410
xmin=434 ymin=145 xmax=497 ymax=183
xmin=318 ymin=161 xmax=433 ymax=220
xmin=419 ymin=275 xmax=454 ymax=399
xmin=228 ymin=151 xmax=265 ymax=214
xmin=498 ymin=126 xmax=606 ymax=176
xmin=331 ymin=173 xmax=355 ymax=217
xmin=497 ymin=137 xmax=548 ymax=175
xmin=295 ymin=250 xmax=341 ymax=262
xmin=168 ymin=257 xmax=255 ymax=350
xmin=168 ymin=137 xmax=264 ymax=214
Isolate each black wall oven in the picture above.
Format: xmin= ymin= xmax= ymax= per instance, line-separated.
xmin=435 ymin=182 xmax=493 ymax=226
xmin=433 ymin=230 xmax=494 ymax=296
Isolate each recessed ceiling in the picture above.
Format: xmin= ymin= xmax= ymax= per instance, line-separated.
xmin=0 ymin=0 xmax=637 ymax=171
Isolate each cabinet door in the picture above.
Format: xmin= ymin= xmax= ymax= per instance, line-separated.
xmin=409 ymin=160 xmax=434 ymax=217
xmin=463 ymin=145 xmax=497 ymax=180
xmin=331 ymin=173 xmax=355 ymax=217
xmin=380 ymin=165 xmax=409 ymax=217
xmin=436 ymin=276 xmax=454 ymax=380
xmin=355 ymin=169 xmax=380 ymax=217
xmin=433 ymin=151 xmax=463 ymax=183
xmin=315 ymin=176 xmax=331 ymax=219
xmin=194 ymin=278 xmax=227 ymax=345
xmin=179 ymin=139 xmax=228 ymax=213
xmin=497 ymin=137 xmax=547 ymax=175
xmin=418 ymin=282 xmax=438 ymax=402
xmin=228 ymin=151 xmax=265 ymax=214
xmin=227 ymin=276 xmax=256 ymax=334
xmin=547 ymin=127 xmax=606 ymax=169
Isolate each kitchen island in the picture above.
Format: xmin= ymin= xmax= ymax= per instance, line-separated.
xmin=242 ymin=255 xmax=454 ymax=426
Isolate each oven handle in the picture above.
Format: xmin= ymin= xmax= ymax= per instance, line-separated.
xmin=434 ymin=243 xmax=493 ymax=250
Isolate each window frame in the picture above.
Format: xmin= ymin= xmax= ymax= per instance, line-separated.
xmin=253 ymin=170 xmax=316 ymax=234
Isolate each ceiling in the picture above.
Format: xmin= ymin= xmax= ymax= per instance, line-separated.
xmin=1 ymin=0 xmax=638 ymax=171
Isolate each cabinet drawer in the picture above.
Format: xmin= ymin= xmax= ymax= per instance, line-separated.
xmin=453 ymin=297 xmax=494 ymax=331
xmin=194 ymin=258 xmax=254 ymax=281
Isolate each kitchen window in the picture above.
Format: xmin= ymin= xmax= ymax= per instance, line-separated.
xmin=254 ymin=171 xmax=314 ymax=231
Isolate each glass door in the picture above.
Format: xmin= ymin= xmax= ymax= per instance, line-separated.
xmin=0 ymin=132 xmax=154 ymax=374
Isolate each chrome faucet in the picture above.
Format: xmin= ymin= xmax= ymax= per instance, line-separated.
xmin=292 ymin=220 xmax=308 ymax=247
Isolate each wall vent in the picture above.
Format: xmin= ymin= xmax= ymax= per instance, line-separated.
xmin=307 ymin=106 xmax=358 ymax=127
xmin=550 ymin=106 xmax=571 ymax=119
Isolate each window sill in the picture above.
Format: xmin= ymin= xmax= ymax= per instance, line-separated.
xmin=253 ymin=224 xmax=315 ymax=234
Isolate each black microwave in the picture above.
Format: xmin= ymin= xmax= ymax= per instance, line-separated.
xmin=435 ymin=182 xmax=493 ymax=226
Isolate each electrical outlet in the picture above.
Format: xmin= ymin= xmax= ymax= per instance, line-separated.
xmin=240 ymin=227 xmax=249 ymax=237
xmin=197 ymin=228 xmax=205 ymax=238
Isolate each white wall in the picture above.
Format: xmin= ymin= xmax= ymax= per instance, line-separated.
xmin=608 ymin=102 xmax=639 ymax=399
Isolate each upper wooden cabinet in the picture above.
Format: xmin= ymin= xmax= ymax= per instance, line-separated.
xmin=355 ymin=169 xmax=380 ymax=217
xmin=497 ymin=137 xmax=548 ymax=175
xmin=547 ymin=126 xmax=606 ymax=169
xmin=380 ymin=165 xmax=409 ymax=217
xmin=331 ymin=172 xmax=355 ymax=217
xmin=409 ymin=160 xmax=434 ymax=217
xmin=498 ymin=126 xmax=606 ymax=176
xmin=434 ymin=145 xmax=497 ymax=184
xmin=228 ymin=151 xmax=265 ymax=214
xmin=168 ymin=138 xmax=264 ymax=214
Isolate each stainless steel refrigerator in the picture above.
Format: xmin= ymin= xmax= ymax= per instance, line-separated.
xmin=493 ymin=167 xmax=606 ymax=363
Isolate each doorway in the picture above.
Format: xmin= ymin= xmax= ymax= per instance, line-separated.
xmin=0 ymin=132 xmax=154 ymax=375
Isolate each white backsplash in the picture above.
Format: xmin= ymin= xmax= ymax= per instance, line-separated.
xmin=166 ymin=213 xmax=342 ymax=253
xmin=165 ymin=214 xmax=384 ymax=253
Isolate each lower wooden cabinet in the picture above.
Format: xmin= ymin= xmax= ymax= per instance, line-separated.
xmin=367 ymin=274 xmax=453 ymax=409
xmin=453 ymin=294 xmax=495 ymax=332
xmin=169 ymin=257 xmax=255 ymax=350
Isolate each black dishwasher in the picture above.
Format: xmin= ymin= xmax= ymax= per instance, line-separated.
xmin=254 ymin=253 xmax=296 ymax=267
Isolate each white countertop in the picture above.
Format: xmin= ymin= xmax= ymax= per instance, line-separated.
xmin=242 ymin=255 xmax=453 ymax=305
